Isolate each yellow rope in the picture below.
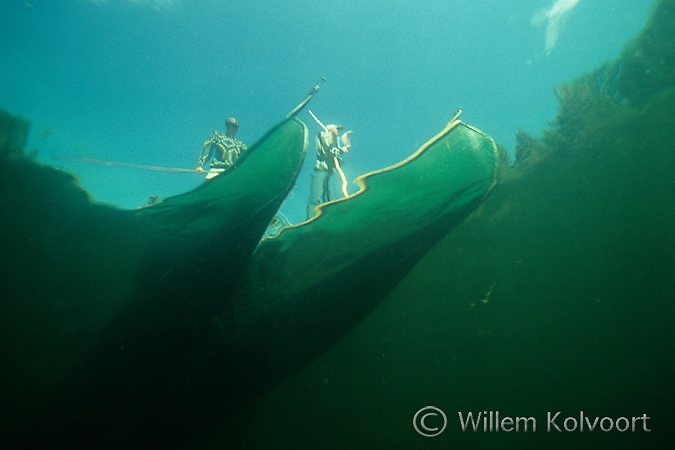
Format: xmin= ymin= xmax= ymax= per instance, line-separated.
xmin=334 ymin=157 xmax=349 ymax=198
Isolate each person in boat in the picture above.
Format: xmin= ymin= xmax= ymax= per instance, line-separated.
xmin=306 ymin=123 xmax=352 ymax=219
xmin=196 ymin=117 xmax=247 ymax=179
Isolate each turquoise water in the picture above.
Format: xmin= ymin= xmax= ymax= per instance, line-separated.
xmin=0 ymin=0 xmax=651 ymax=223
xmin=1 ymin=2 xmax=673 ymax=449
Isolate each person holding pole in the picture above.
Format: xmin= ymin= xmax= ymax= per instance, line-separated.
xmin=306 ymin=110 xmax=352 ymax=220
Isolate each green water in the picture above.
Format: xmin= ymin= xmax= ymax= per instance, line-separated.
xmin=1 ymin=1 xmax=673 ymax=449
xmin=197 ymin=1 xmax=675 ymax=448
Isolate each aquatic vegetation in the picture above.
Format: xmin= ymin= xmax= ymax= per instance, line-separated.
xmin=618 ymin=0 xmax=675 ymax=107
xmin=511 ymin=127 xmax=550 ymax=173
xmin=543 ymin=64 xmax=626 ymax=152
xmin=530 ymin=0 xmax=674 ymax=160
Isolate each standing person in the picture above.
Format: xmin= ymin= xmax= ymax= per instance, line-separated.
xmin=306 ymin=122 xmax=352 ymax=219
xmin=196 ymin=117 xmax=247 ymax=179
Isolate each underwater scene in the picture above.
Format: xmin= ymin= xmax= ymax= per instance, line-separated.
xmin=1 ymin=0 xmax=674 ymax=449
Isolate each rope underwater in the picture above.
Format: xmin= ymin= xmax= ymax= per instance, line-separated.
xmin=58 ymin=156 xmax=200 ymax=173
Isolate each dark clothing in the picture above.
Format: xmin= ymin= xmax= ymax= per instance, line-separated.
xmin=197 ymin=131 xmax=247 ymax=170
